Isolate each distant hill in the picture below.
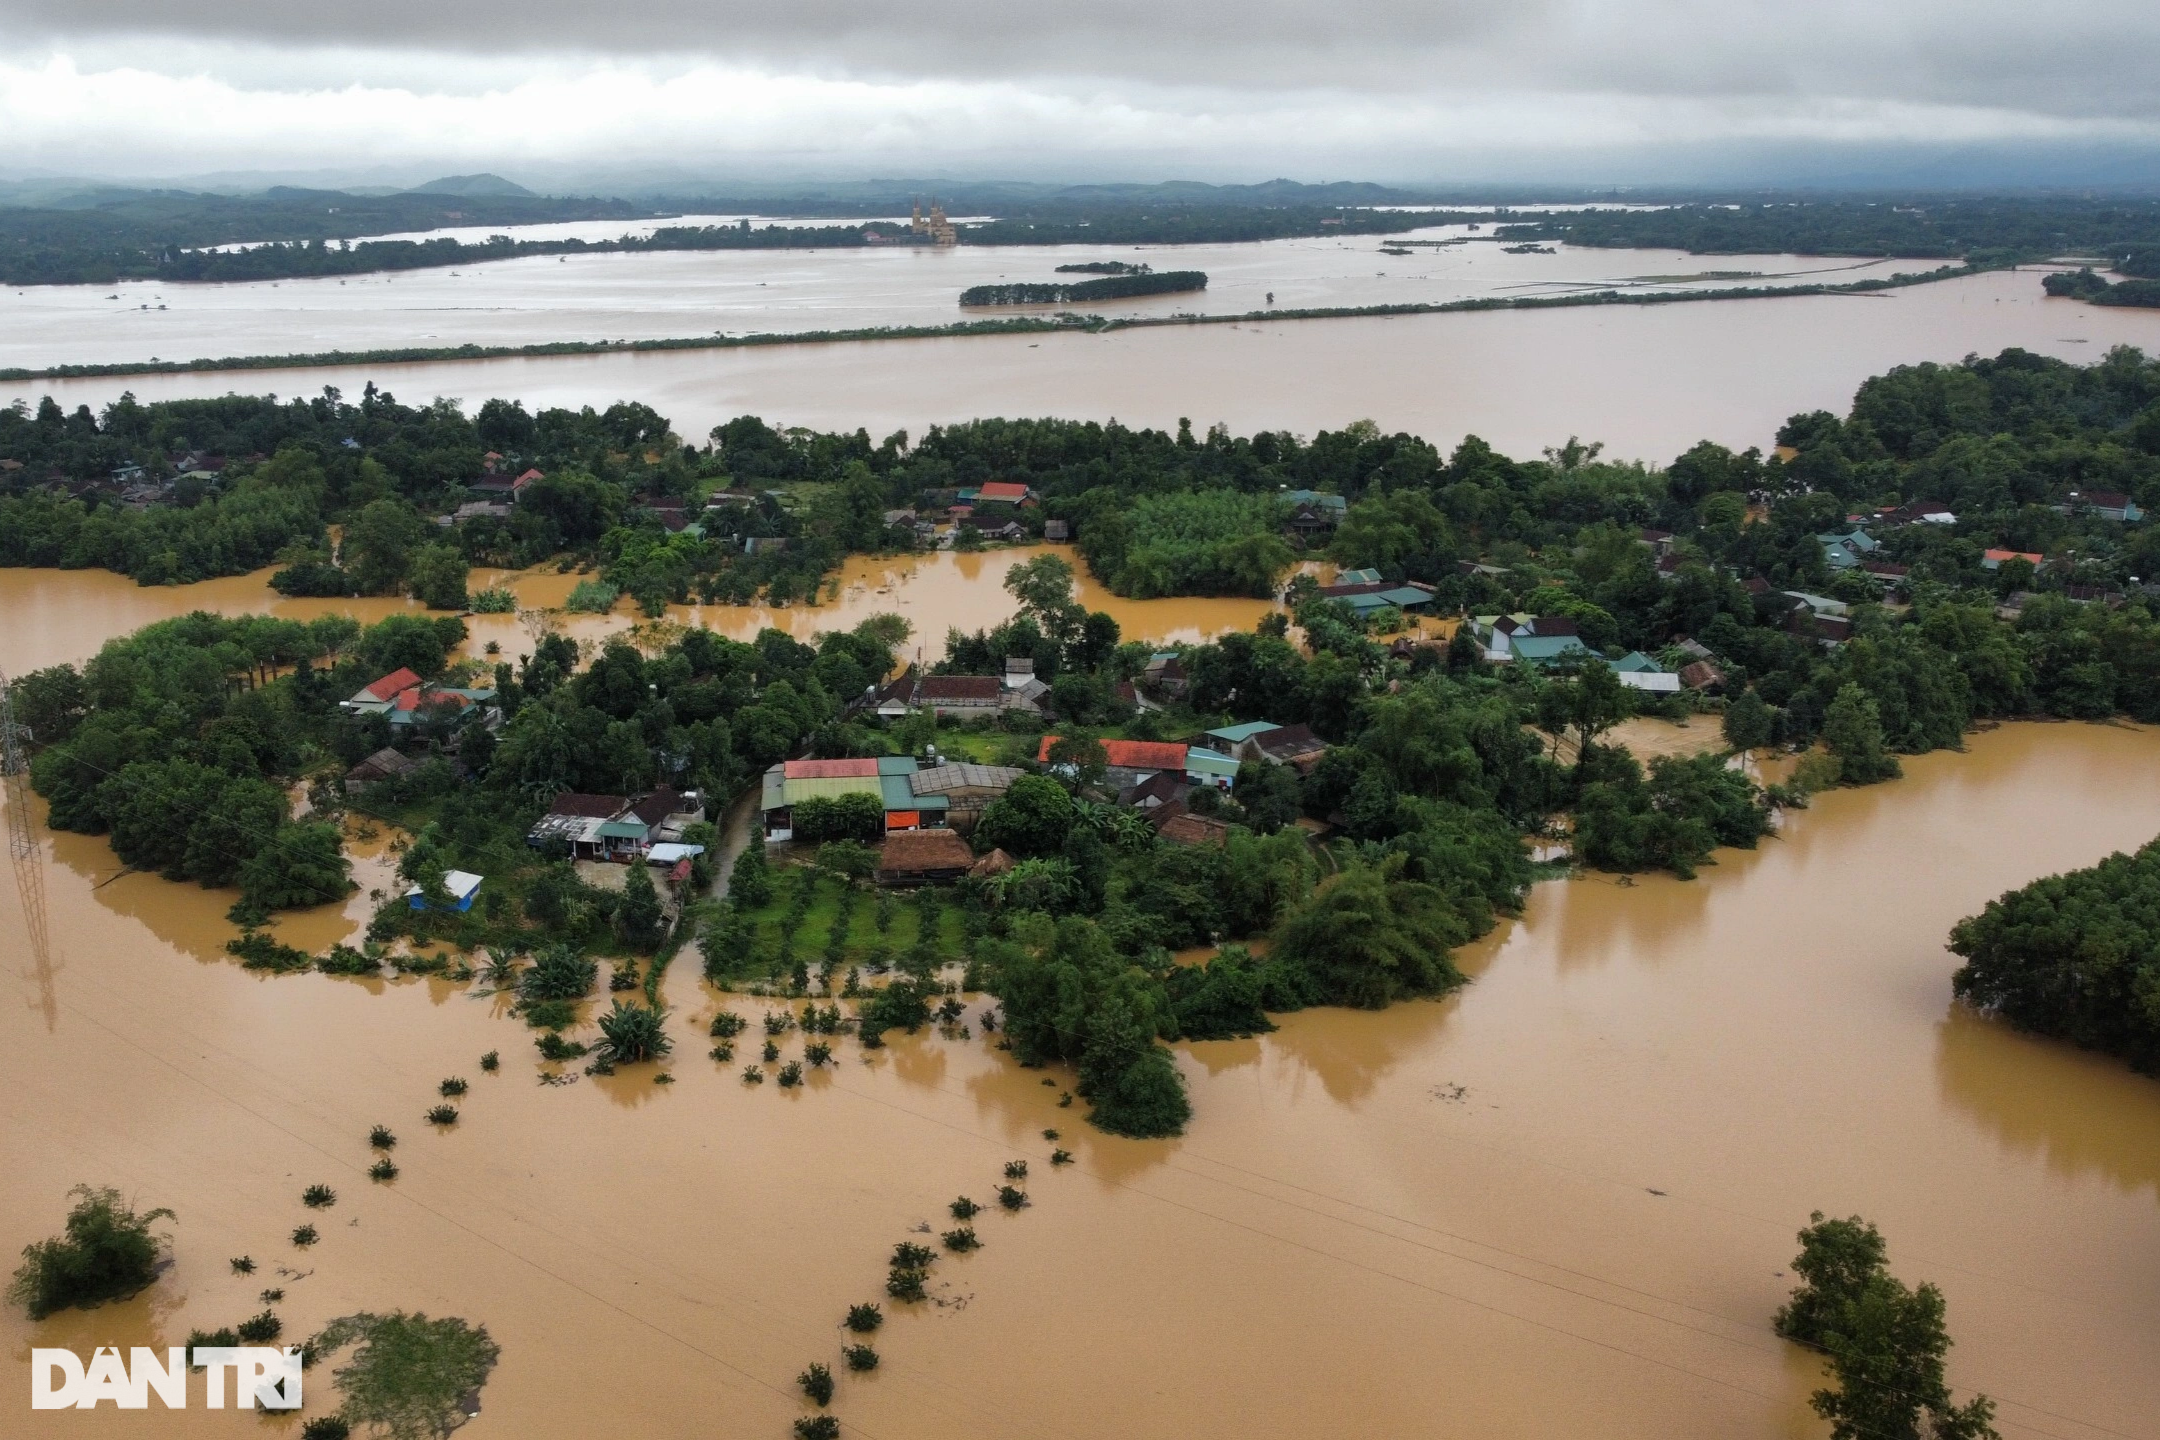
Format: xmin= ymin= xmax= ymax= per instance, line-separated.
xmin=408 ymin=173 xmax=535 ymax=198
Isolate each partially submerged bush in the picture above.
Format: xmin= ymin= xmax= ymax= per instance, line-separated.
xmin=369 ymin=1158 xmax=398 ymax=1182
xmin=302 ymin=1184 xmax=337 ymax=1209
xmin=804 ymin=1041 xmax=833 ymax=1068
xmin=949 ymin=1197 xmax=979 ymax=1220
xmin=291 ymin=1226 xmax=319 ymax=1247
xmin=426 ymin=1105 xmax=459 ymax=1126
xmin=439 ymin=1077 xmax=468 ymax=1097
xmin=309 ymin=1311 xmax=500 ymax=1440
xmin=299 ymin=1416 xmax=351 ymax=1440
xmin=794 ymin=1417 xmax=840 ymax=1440
xmin=709 ymin=1011 xmax=746 ymax=1038
xmin=537 ymin=1033 xmax=588 ymax=1062
xmin=479 ymin=1050 xmax=500 ymax=1072
xmin=1050 ymin=1148 xmax=1074 ymax=1166
xmin=997 ymin=1185 xmax=1028 ymax=1211
xmin=236 ymin=1309 xmax=283 ymax=1343
xmin=941 ymin=1227 xmax=980 ymax=1253
xmin=368 ymin=1126 xmax=396 ymax=1150
xmin=776 ymin=1061 xmax=804 ymax=1088
xmin=230 ymin=1255 xmax=255 ymax=1275
xmin=842 ymin=1343 xmax=879 ymax=1372
xmin=708 ymin=1042 xmax=735 ymax=1062
xmin=1003 ymin=1160 xmax=1028 ymax=1180
xmin=891 ymin=1241 xmax=934 ymax=1268
xmin=844 ymin=1303 xmax=883 ymax=1333
xmin=742 ymin=1065 xmax=765 ymax=1084
xmin=594 ymin=1000 xmax=672 ymax=1065
xmin=5 ymin=1185 xmax=175 ymax=1320
xmin=885 ymin=1267 xmax=928 ymax=1302
xmin=798 ymin=1361 xmax=834 ymax=1406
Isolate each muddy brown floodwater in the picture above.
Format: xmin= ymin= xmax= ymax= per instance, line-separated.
xmin=0 ymin=546 xmax=1288 ymax=675
xmin=4 ymin=601 xmax=2160 ymax=1435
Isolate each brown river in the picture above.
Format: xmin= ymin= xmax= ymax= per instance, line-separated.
xmin=10 ymin=268 xmax=2160 ymax=463
xmin=4 ymin=562 xmax=2160 ymax=1440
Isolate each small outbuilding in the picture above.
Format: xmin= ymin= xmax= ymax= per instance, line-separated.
xmin=877 ymin=828 xmax=978 ymax=886
xmin=407 ymin=869 xmax=484 ymax=912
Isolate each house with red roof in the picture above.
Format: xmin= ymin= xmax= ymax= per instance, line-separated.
xmin=974 ymin=481 xmax=1033 ymax=505
xmin=340 ymin=668 xmax=424 ymax=716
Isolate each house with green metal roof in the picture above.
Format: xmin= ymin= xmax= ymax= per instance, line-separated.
xmin=1507 ymin=634 xmax=1593 ymax=669
xmin=759 ymin=756 xmax=948 ymax=841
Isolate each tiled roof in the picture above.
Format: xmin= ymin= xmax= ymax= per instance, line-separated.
xmin=362 ymin=667 xmax=423 ymax=701
xmin=976 ymin=481 xmax=1031 ymax=501
xmin=916 ymin=675 xmax=1003 ymax=701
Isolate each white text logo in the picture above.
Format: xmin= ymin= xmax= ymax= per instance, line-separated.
xmin=30 ymin=1347 xmax=301 ymax=1410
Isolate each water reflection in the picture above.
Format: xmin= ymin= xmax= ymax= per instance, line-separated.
xmin=1258 ymin=996 xmax=1460 ymax=1107
xmin=1933 ymin=1006 xmax=2160 ymax=1197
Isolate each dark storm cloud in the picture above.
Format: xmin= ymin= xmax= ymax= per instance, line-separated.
xmin=3 ymin=0 xmax=2157 ymax=120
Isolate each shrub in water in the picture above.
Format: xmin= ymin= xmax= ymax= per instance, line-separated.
xmin=369 ymin=1158 xmax=398 ymax=1182
xmin=949 ymin=1197 xmax=979 ymax=1220
xmin=844 ymin=1303 xmax=883 ymax=1333
xmin=302 ymin=1184 xmax=336 ymax=1208
xmin=797 ymin=1361 xmax=834 ymax=1406
xmin=5 ymin=1186 xmax=175 ymax=1320
xmin=291 ymin=1226 xmax=318 ymax=1247
xmin=480 ymin=1050 xmax=499 ymax=1072
xmin=997 ymin=1186 xmax=1028 ymax=1211
xmin=426 ymin=1105 xmax=459 ymax=1125
xmin=522 ymin=998 xmax=577 ymax=1030
xmin=595 ymin=999 xmax=673 ymax=1065
xmin=709 ymin=1012 xmax=746 ymax=1038
xmin=236 ymin=1309 xmax=282 ymax=1343
xmin=891 ymin=1241 xmax=935 ymax=1269
xmin=842 ymin=1343 xmax=879 ymax=1372
xmin=1051 ymin=1148 xmax=1074 ymax=1166
xmin=1004 ymin=1160 xmax=1028 ymax=1180
xmin=942 ymin=1227 xmax=980 ymax=1253
xmin=439 ymin=1077 xmax=468 ymax=1097
xmin=777 ymin=1061 xmax=804 ymax=1088
xmin=368 ymin=1126 xmax=396 ymax=1150
xmin=764 ymin=1010 xmax=793 ymax=1036
xmin=794 ymin=1418 xmax=840 ymax=1440
xmin=742 ymin=1065 xmax=765 ymax=1084
xmin=537 ymin=1033 xmax=588 ymax=1061
xmin=805 ymin=1042 xmax=833 ymax=1067
xmin=230 ymin=1256 xmax=255 ymax=1275
xmin=1042 ymin=1129 xmax=1059 ymax=1141
xmin=885 ymin=1267 xmax=927 ymax=1302
xmin=709 ymin=1042 xmax=735 ymax=1062
xmin=300 ymin=1417 xmax=352 ymax=1440
xmin=762 ymin=1039 xmax=780 ymax=1062
xmin=260 ymin=1288 xmax=284 ymax=1304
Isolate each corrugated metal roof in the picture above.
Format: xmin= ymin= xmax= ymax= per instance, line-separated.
xmin=876 ymin=756 xmax=920 ymax=775
xmin=910 ymin=763 xmax=1024 ymax=795
xmin=785 ymin=757 xmax=880 ymax=779
xmin=882 ymin=774 xmax=947 ymax=811
xmin=1184 ymin=749 xmax=1241 ymax=778
xmin=1205 ymin=721 xmax=1280 ymax=743
xmin=781 ymin=775 xmax=886 ymax=804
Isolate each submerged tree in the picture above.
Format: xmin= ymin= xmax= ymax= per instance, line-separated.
xmin=310 ymin=1311 xmax=500 ymax=1440
xmin=1777 ymin=1213 xmax=1999 ymax=1440
xmin=6 ymin=1185 xmax=175 ymax=1320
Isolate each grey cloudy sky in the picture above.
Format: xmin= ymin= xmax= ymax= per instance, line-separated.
xmin=1 ymin=0 xmax=2156 ymax=183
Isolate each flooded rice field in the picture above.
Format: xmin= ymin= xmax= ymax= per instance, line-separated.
xmin=9 ymin=268 xmax=2158 ymax=464
xmin=3 ymin=553 xmax=2158 ymax=1440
